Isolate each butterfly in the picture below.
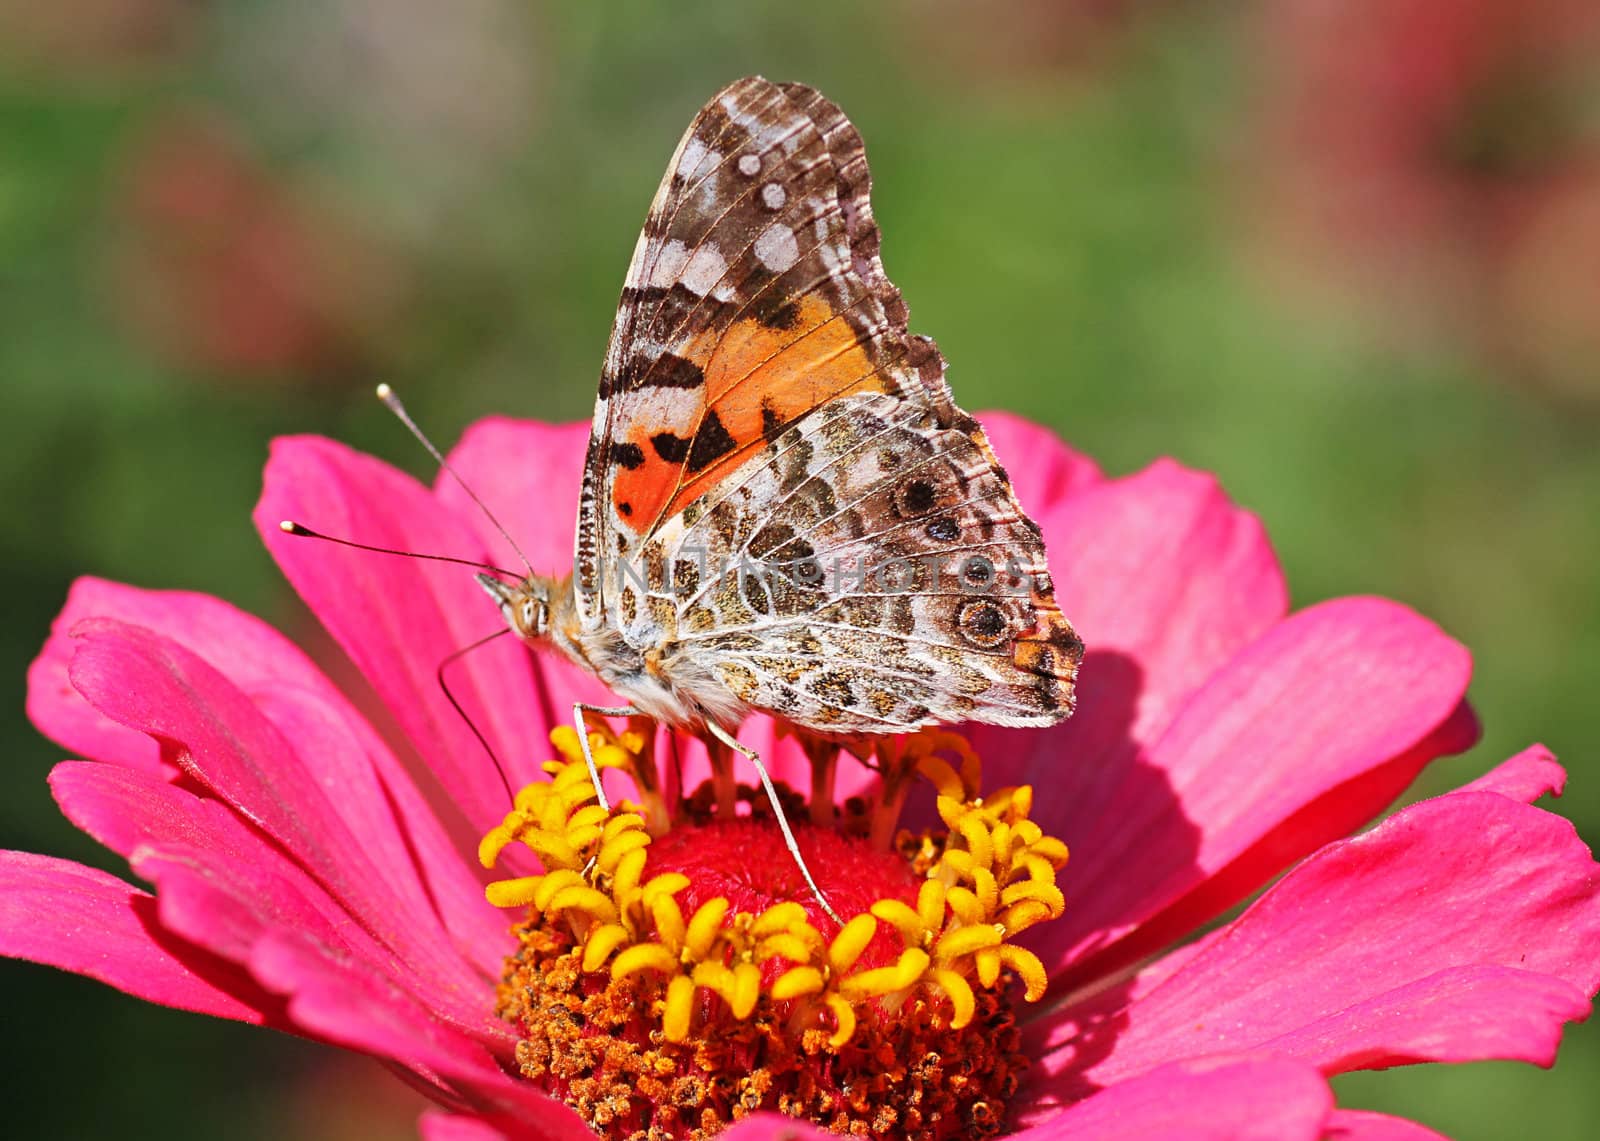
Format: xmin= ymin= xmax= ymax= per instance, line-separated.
xmin=478 ymin=77 xmax=1083 ymax=911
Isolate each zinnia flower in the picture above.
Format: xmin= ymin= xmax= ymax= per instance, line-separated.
xmin=8 ymin=414 xmax=1597 ymax=1139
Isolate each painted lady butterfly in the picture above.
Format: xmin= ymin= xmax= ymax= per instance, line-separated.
xmin=479 ymin=77 xmax=1083 ymax=909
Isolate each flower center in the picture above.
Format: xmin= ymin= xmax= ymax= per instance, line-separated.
xmin=479 ymin=724 xmax=1067 ymax=1140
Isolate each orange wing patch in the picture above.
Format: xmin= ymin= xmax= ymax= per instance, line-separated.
xmin=1010 ymin=595 xmax=1085 ymax=717
xmin=610 ymin=295 xmax=889 ymax=531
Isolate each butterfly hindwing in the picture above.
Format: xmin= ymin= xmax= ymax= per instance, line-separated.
xmin=614 ymin=392 xmax=1082 ymax=729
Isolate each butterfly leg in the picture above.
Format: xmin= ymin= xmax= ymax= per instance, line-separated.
xmin=705 ymin=721 xmax=842 ymax=926
xmin=572 ymin=702 xmax=639 ymax=813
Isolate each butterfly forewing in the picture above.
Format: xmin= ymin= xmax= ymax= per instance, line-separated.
xmin=580 ymin=80 xmax=915 ymax=613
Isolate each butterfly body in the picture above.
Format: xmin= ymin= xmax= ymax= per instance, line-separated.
xmin=490 ymin=77 xmax=1082 ymax=751
xmin=481 ymin=571 xmax=748 ymax=733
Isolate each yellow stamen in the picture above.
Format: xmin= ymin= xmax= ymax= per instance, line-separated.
xmin=870 ymin=898 xmax=924 ymax=945
xmin=827 ymin=913 xmax=878 ymax=975
xmin=771 ymin=966 xmax=824 ymax=999
xmin=684 ymin=898 xmax=731 ymax=959
xmin=612 ymin=942 xmax=677 ymax=980
xmin=935 ymin=923 xmax=1004 ymax=963
xmin=582 ymin=924 xmax=630 ymax=972
xmin=823 ymin=993 xmax=856 ymax=1048
xmin=999 ymin=944 xmax=1050 ymax=1002
xmin=650 ymin=894 xmax=686 ymax=952
xmin=929 ymin=967 xmax=977 ymax=1029
xmin=757 ymin=931 xmax=819 ymax=964
xmin=663 ymin=973 xmax=695 ymax=1042
xmin=484 ymin=876 xmax=543 ymax=909
xmin=750 ymin=901 xmax=807 ymax=936
xmin=841 ymin=948 xmax=930 ymax=998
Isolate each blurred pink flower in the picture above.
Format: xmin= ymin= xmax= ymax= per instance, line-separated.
xmin=104 ymin=109 xmax=403 ymax=381
xmin=8 ymin=416 xmax=1598 ymax=1139
xmin=1251 ymin=0 xmax=1600 ymax=394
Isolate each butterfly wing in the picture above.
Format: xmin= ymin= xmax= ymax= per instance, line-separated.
xmin=576 ymin=77 xmax=943 ymax=619
xmin=623 ymin=391 xmax=1082 ymax=730
xmin=576 ymin=77 xmax=1080 ymax=728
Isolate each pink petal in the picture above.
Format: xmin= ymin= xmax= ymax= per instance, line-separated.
xmin=419 ymin=1113 xmax=510 ymax=1141
xmin=251 ymin=682 xmax=510 ymax=975
xmin=1020 ymin=1055 xmax=1332 ymax=1140
xmin=32 ymin=577 xmax=503 ymax=966
xmin=65 ymin=618 xmax=500 ymax=1031
xmin=0 ymin=850 xmax=272 ymax=1024
xmin=972 ymin=410 xmax=1104 ymax=518
xmin=679 ymin=717 xmax=816 ymax=799
xmin=245 ymin=925 xmax=499 ymax=1073
xmin=1459 ymin=743 xmax=1565 ymax=803
xmin=52 ymin=761 xmax=365 ymax=956
xmin=245 ymin=923 xmax=591 ymax=1139
xmin=1072 ymin=698 xmax=1478 ymax=989
xmin=1042 ymin=596 xmax=1474 ymax=985
xmin=415 ymin=1103 xmax=625 ymax=1141
xmin=27 ymin=578 xmax=177 ymax=773
xmin=133 ymin=845 xmax=513 ymax=1075
xmin=1324 ymin=1111 xmax=1450 ymax=1140
xmin=1257 ymin=964 xmax=1586 ymax=1069
xmin=1001 ymin=461 xmax=1287 ymax=740
xmin=434 ymin=418 xmax=592 ymax=581
xmin=255 ymin=434 xmax=553 ymax=829
xmin=48 ymin=758 xmax=505 ymax=1041
xmin=1034 ymin=789 xmax=1600 ymax=1092
xmin=243 ymin=929 xmax=579 ymax=1136
xmin=131 ymin=855 xmax=576 ymax=1136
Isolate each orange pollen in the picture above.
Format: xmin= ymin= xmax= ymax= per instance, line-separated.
xmin=479 ymin=724 xmax=1068 ymax=1140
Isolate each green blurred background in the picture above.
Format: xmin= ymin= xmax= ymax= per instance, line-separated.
xmin=3 ymin=1 xmax=1597 ymax=1137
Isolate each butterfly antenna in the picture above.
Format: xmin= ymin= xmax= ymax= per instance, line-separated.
xmin=375 ymin=383 xmax=535 ymax=577
xmin=438 ymin=628 xmax=517 ymax=803
xmin=276 ymin=521 xmax=522 ymax=579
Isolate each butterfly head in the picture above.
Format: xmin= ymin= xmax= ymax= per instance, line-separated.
xmin=477 ymin=573 xmax=553 ymax=642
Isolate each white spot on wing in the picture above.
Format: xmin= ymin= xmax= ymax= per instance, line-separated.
xmin=755 ymin=224 xmax=800 ymax=273
xmin=679 ymin=136 xmax=719 ymax=183
xmin=679 ymin=135 xmax=705 ymax=176
xmin=813 ymin=214 xmax=847 ymax=273
xmin=632 ymin=389 xmax=697 ymax=436
xmin=681 ymin=244 xmax=727 ymax=296
xmin=761 ymin=182 xmax=787 ymax=211
xmin=720 ymin=94 xmax=763 ymax=134
xmin=648 ymin=239 xmax=690 ymax=288
xmin=738 ymin=153 xmax=761 ymax=177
